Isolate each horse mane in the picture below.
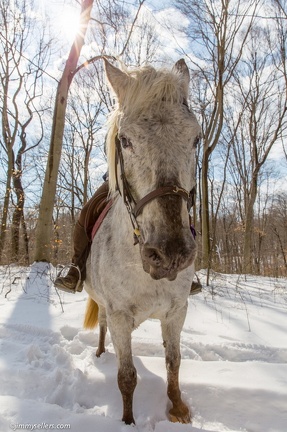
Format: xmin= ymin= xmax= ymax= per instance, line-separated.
xmin=105 ymin=64 xmax=187 ymax=192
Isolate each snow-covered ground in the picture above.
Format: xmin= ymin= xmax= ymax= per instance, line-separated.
xmin=0 ymin=263 xmax=286 ymax=432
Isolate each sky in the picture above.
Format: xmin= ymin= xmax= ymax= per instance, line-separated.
xmin=38 ymin=0 xmax=191 ymax=64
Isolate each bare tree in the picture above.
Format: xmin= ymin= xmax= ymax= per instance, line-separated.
xmin=58 ymin=67 xmax=106 ymax=221
xmin=228 ymin=19 xmax=287 ymax=273
xmin=271 ymin=0 xmax=287 ymax=165
xmin=34 ymin=0 xmax=150 ymax=263
xmin=0 ymin=0 xmax=50 ymax=262
xmin=270 ymin=193 xmax=287 ymax=274
xmin=34 ymin=0 xmax=94 ymax=262
xmin=175 ymin=0 xmax=259 ymax=277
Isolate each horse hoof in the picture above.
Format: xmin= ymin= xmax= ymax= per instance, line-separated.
xmin=122 ymin=415 xmax=135 ymax=425
xmin=96 ymin=347 xmax=105 ymax=357
xmin=169 ymin=407 xmax=191 ymax=424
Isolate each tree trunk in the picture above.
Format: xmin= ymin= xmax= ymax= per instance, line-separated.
xmin=11 ymin=170 xmax=27 ymax=262
xmin=34 ymin=0 xmax=94 ymax=262
xmin=0 ymin=162 xmax=12 ymax=261
xmin=0 ymin=66 xmax=14 ymax=261
xmin=272 ymin=226 xmax=287 ymax=272
xmin=11 ymin=129 xmax=30 ymax=263
xmin=21 ymin=212 xmax=29 ymax=263
xmin=201 ymin=148 xmax=210 ymax=269
xmin=243 ymin=175 xmax=258 ymax=273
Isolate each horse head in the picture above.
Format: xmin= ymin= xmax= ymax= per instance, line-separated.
xmin=104 ymin=58 xmax=201 ymax=281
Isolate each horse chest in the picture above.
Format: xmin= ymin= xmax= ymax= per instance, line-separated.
xmin=90 ymin=232 xmax=192 ymax=321
xmin=103 ymin=277 xmax=189 ymax=326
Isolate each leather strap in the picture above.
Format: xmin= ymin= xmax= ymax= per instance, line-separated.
xmin=91 ymin=200 xmax=114 ymax=240
xmin=114 ymin=134 xmax=195 ymax=241
xmin=133 ymin=186 xmax=189 ymax=218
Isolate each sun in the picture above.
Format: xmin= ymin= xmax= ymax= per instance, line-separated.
xmin=59 ymin=7 xmax=81 ymax=42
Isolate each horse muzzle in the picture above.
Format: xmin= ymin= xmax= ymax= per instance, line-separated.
xmin=140 ymin=236 xmax=197 ymax=281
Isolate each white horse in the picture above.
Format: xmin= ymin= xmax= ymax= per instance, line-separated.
xmin=84 ymin=58 xmax=201 ymax=425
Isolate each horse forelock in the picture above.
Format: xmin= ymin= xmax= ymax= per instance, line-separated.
xmin=122 ymin=66 xmax=187 ymax=113
xmin=106 ymin=65 xmax=189 ymax=192
xmin=106 ymin=109 xmax=119 ymax=193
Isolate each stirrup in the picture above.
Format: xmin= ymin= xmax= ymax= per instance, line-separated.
xmin=54 ymin=264 xmax=83 ymax=294
xmin=190 ymin=281 xmax=202 ymax=296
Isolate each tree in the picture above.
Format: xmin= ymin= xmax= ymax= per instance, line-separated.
xmin=0 ymin=0 xmax=50 ymax=262
xmin=34 ymin=0 xmax=94 ymax=262
xmin=229 ymin=21 xmax=287 ymax=273
xmin=175 ymin=0 xmax=259 ymax=276
xmin=270 ymin=193 xmax=287 ymax=274
xmin=34 ymin=0 xmax=149 ymax=263
xmin=58 ymin=67 xmax=106 ymax=221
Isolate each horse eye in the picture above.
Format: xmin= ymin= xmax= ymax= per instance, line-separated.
xmin=120 ymin=136 xmax=132 ymax=149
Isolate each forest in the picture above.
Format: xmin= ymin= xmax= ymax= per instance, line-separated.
xmin=0 ymin=0 xmax=287 ymax=278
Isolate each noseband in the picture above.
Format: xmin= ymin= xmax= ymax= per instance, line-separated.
xmin=115 ymin=136 xmax=196 ymax=244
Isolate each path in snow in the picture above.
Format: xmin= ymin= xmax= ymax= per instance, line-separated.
xmin=0 ymin=264 xmax=286 ymax=432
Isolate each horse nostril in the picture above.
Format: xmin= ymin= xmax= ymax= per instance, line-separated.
xmin=144 ymin=246 xmax=164 ymax=267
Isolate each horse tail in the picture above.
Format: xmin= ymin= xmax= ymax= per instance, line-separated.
xmin=84 ymin=297 xmax=99 ymax=329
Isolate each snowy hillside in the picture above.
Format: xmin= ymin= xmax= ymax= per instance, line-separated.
xmin=0 ymin=263 xmax=286 ymax=432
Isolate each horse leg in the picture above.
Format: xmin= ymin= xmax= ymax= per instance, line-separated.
xmin=96 ymin=305 xmax=107 ymax=357
xmin=161 ymin=304 xmax=191 ymax=424
xmin=108 ymin=312 xmax=137 ymax=424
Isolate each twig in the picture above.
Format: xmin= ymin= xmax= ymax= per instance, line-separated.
xmin=72 ymin=54 xmax=116 ymax=76
xmin=119 ymin=0 xmax=146 ymax=57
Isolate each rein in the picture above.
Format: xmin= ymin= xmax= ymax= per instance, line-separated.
xmin=115 ymin=136 xmax=196 ymax=245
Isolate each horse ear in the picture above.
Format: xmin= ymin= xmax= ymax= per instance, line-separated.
xmin=173 ymin=59 xmax=190 ymax=98
xmin=103 ymin=58 xmax=129 ymax=102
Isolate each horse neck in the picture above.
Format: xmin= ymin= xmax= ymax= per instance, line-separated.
xmin=112 ymin=194 xmax=135 ymax=242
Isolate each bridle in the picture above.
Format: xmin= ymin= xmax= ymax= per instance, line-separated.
xmin=114 ymin=135 xmax=196 ymax=245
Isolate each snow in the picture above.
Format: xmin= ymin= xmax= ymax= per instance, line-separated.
xmin=0 ymin=263 xmax=287 ymax=432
